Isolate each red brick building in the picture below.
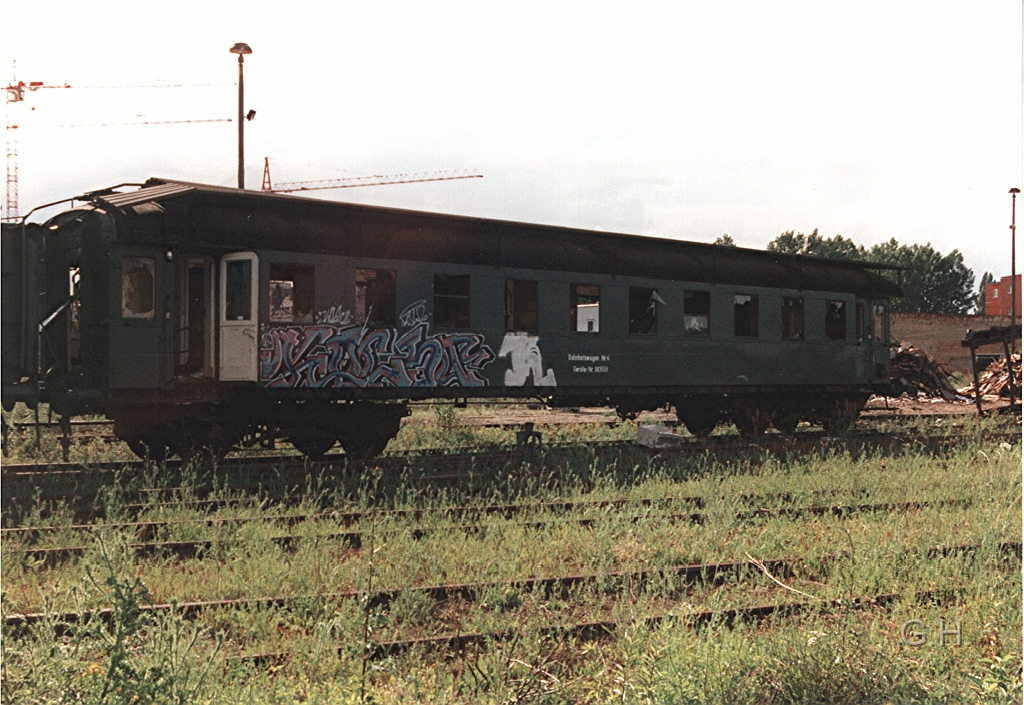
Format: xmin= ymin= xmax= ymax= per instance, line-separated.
xmin=985 ymin=274 xmax=1021 ymax=317
xmin=890 ymin=313 xmax=1013 ymax=375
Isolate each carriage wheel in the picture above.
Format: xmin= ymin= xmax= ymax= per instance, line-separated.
xmin=732 ymin=408 xmax=770 ymax=437
xmin=820 ymin=395 xmax=865 ymax=435
xmin=166 ymin=420 xmax=234 ymax=464
xmin=338 ymin=404 xmax=406 ymax=460
xmin=771 ymin=412 xmax=800 ymax=435
xmin=283 ymin=403 xmax=339 ymax=460
xmin=125 ymin=435 xmax=168 ymax=462
xmin=289 ymin=429 xmax=336 ymax=460
xmin=680 ymin=414 xmax=717 ymax=438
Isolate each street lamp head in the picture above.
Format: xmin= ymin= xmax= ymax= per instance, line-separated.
xmin=229 ymin=42 xmax=252 ymax=56
xmin=1011 ymin=188 xmax=1021 ymax=194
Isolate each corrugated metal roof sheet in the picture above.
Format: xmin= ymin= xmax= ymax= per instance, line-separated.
xmin=97 ymin=181 xmax=195 ymax=207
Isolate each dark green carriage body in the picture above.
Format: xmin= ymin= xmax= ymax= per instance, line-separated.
xmin=2 ymin=179 xmax=901 ymax=455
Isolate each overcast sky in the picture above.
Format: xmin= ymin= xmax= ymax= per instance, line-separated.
xmin=3 ymin=1 xmax=1021 ymax=282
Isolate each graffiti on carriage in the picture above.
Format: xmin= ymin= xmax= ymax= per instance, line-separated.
xmin=314 ymin=306 xmax=353 ymax=326
xmin=260 ymin=323 xmax=495 ymax=388
xmin=398 ymin=300 xmax=429 ymax=328
xmin=499 ymin=332 xmax=557 ymax=386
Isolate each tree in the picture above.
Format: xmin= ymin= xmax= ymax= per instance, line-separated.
xmin=713 ymin=234 xmax=736 ymax=247
xmin=975 ymin=271 xmax=994 ymax=314
xmin=865 ymin=239 xmax=975 ymax=314
xmin=766 ymin=229 xmax=865 ymax=260
xmin=765 ymin=230 xmax=976 ymax=315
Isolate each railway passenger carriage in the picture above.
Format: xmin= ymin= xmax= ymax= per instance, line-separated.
xmin=1 ymin=179 xmax=901 ymax=459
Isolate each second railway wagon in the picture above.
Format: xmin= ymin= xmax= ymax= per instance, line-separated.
xmin=1 ymin=179 xmax=901 ymax=459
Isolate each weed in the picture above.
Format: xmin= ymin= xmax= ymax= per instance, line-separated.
xmin=3 ymin=427 xmax=1019 ymax=702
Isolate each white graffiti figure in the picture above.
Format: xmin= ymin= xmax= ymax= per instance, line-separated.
xmin=499 ymin=332 xmax=557 ymax=387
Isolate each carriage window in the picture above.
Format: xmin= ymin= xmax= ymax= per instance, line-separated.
xmin=434 ymin=274 xmax=470 ymax=328
xmin=224 ymin=259 xmax=252 ymax=321
xmin=873 ymin=303 xmax=887 ymax=342
xmin=629 ymin=287 xmax=658 ymax=335
xmin=572 ymin=284 xmax=600 ymax=333
xmin=856 ymin=303 xmax=865 ymax=342
xmin=826 ymin=300 xmax=846 ymax=340
xmin=684 ymin=290 xmax=710 ymax=335
xmin=734 ymin=294 xmax=758 ymax=337
xmin=122 ymin=257 xmax=155 ymax=319
xmin=356 ymin=269 xmax=396 ymax=326
xmin=269 ymin=264 xmax=314 ymax=323
xmin=69 ymin=267 xmax=81 ymax=369
xmin=505 ymin=279 xmax=538 ymax=331
xmin=781 ymin=297 xmax=804 ymax=340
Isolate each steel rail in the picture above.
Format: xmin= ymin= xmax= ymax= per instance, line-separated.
xmin=8 ymin=498 xmax=975 ymax=568
xmin=6 ymin=542 xmax=1018 ymax=637
xmin=239 ymin=586 xmax=970 ymax=667
xmin=362 ymin=586 xmax=966 ymax=662
xmin=5 ymin=428 xmax=1018 ymax=482
xmin=5 ymin=487 xmax=877 ymax=542
xmin=2 ymin=430 xmax=1018 ymax=529
xmin=3 ymin=430 xmax=1017 ymax=528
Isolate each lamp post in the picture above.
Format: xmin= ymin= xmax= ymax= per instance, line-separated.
xmin=229 ymin=42 xmax=252 ymax=189
xmin=1012 ymin=188 xmax=1020 ymax=328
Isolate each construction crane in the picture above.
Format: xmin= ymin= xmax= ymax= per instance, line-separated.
xmin=4 ymin=61 xmax=230 ymax=220
xmin=4 ymin=62 xmax=71 ymax=219
xmin=262 ymin=157 xmax=482 ymax=194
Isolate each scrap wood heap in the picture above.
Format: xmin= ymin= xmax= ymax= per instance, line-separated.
xmin=957 ymin=353 xmax=1022 ymax=398
xmin=890 ymin=345 xmax=963 ymax=400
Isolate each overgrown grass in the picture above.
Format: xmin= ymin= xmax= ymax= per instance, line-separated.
xmin=1 ymin=408 xmax=1020 ymax=703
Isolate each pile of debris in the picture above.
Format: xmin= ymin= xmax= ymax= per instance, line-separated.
xmin=890 ymin=345 xmax=963 ymax=400
xmin=957 ymin=353 xmax=1022 ymax=398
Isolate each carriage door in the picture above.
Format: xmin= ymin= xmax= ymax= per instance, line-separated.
xmin=174 ymin=257 xmax=215 ymax=378
xmin=871 ymin=301 xmax=890 ymax=382
xmin=219 ymin=252 xmax=259 ymax=381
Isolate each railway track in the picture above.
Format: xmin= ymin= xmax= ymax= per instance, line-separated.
xmin=362 ymin=586 xmax=967 ymax=663
xmin=7 ymin=541 xmax=1018 ymax=638
xmin=2 ymin=428 xmax=1017 ymax=525
xmin=3 ymin=405 xmax=1010 ymax=456
xmin=0 ymin=486 xmax=894 ymax=542
xmin=6 ymin=498 xmax=974 ymax=567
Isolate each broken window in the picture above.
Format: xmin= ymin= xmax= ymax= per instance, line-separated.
xmin=269 ymin=264 xmax=315 ymax=323
xmin=122 ymin=257 xmax=155 ymax=319
xmin=826 ymin=300 xmax=846 ymax=340
xmin=629 ymin=287 xmax=658 ymax=335
xmin=734 ymin=294 xmax=758 ymax=337
xmin=571 ymin=284 xmax=600 ymax=333
xmin=873 ymin=303 xmax=887 ymax=342
xmin=69 ymin=267 xmax=81 ymax=370
xmin=505 ymin=279 xmax=538 ymax=331
xmin=356 ymin=269 xmax=396 ymax=326
xmin=684 ymin=290 xmax=710 ymax=335
xmin=781 ymin=297 xmax=804 ymax=340
xmin=434 ymin=274 xmax=470 ymax=328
